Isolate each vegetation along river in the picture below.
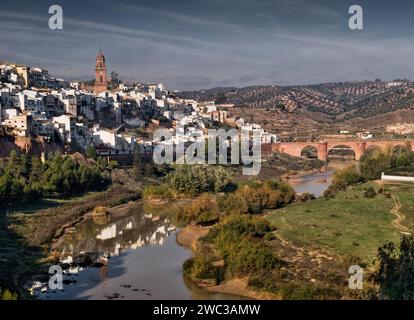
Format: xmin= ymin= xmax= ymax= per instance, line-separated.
xmin=29 ymin=163 xmax=348 ymax=300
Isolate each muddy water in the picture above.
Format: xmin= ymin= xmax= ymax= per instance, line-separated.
xmin=289 ymin=161 xmax=355 ymax=197
xmin=33 ymin=204 xmax=246 ymax=300
xmin=289 ymin=170 xmax=333 ymax=197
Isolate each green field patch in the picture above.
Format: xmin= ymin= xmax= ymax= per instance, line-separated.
xmin=267 ymin=183 xmax=408 ymax=264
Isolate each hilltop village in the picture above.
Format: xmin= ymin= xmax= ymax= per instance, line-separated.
xmin=0 ymin=51 xmax=277 ymax=164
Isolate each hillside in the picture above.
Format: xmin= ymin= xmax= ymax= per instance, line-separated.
xmin=179 ymin=81 xmax=414 ymax=136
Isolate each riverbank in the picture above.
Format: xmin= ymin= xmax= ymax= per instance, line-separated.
xmin=1 ymin=185 xmax=139 ymax=296
xmin=3 ymin=162 xmax=336 ymax=299
xmin=176 ymin=225 xmax=271 ymax=300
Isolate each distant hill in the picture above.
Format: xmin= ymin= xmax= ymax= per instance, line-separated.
xmin=179 ymin=81 xmax=414 ymax=134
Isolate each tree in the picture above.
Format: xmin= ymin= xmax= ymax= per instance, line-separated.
xmin=30 ymin=156 xmax=44 ymax=183
xmin=133 ymin=147 xmax=144 ymax=180
xmin=86 ymin=146 xmax=97 ymax=159
xmin=0 ymin=287 xmax=17 ymax=300
xmin=167 ymin=165 xmax=231 ymax=196
xmin=374 ymin=235 xmax=414 ymax=299
xmin=0 ymin=151 xmax=110 ymax=205
xmin=18 ymin=153 xmax=30 ymax=178
xmin=360 ymin=150 xmax=391 ymax=181
xmin=6 ymin=150 xmax=20 ymax=177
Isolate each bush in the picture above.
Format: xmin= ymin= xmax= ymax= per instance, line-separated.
xmin=171 ymin=193 xmax=220 ymax=225
xmin=360 ymin=151 xmax=391 ymax=180
xmin=323 ymin=165 xmax=363 ymax=197
xmin=0 ymin=287 xmax=18 ymax=300
xmin=189 ymin=245 xmax=222 ymax=280
xmin=204 ymin=214 xmax=273 ymax=243
xmin=360 ymin=147 xmax=414 ymax=181
xmin=226 ymin=238 xmax=283 ymax=275
xmin=167 ymin=165 xmax=231 ymax=196
xmin=373 ymin=235 xmax=414 ymax=299
xmin=248 ymin=272 xmax=341 ymax=299
xmin=363 ymin=187 xmax=377 ymax=198
xmin=142 ymin=184 xmax=172 ymax=200
xmin=202 ymin=215 xmax=283 ymax=276
xmin=235 ymin=180 xmax=295 ymax=213
xmin=218 ymin=193 xmax=249 ymax=215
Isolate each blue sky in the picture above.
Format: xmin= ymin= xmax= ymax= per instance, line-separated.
xmin=1 ymin=0 xmax=414 ymax=89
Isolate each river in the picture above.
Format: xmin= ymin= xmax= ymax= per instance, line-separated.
xmin=32 ymin=206 xmax=246 ymax=300
xmin=30 ymin=162 xmax=347 ymax=300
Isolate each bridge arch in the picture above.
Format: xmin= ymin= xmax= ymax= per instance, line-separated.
xmin=327 ymin=144 xmax=356 ymax=161
xmin=273 ymin=140 xmax=414 ymax=162
xmin=364 ymin=145 xmax=382 ymax=155
xmin=301 ymin=145 xmax=318 ymax=159
xmin=392 ymin=144 xmax=411 ymax=155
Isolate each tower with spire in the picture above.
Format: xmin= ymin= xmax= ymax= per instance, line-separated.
xmin=94 ymin=48 xmax=107 ymax=94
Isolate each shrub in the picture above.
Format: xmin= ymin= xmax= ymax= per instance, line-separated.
xmin=235 ymin=180 xmax=295 ymax=213
xmin=248 ymin=273 xmax=341 ymax=299
xmin=142 ymin=184 xmax=172 ymax=200
xmin=363 ymin=187 xmax=377 ymax=198
xmin=359 ymin=147 xmax=414 ymax=181
xmin=323 ymin=165 xmax=363 ymax=197
xmin=0 ymin=287 xmax=18 ymax=300
xmin=373 ymin=235 xmax=414 ymax=299
xmin=202 ymin=215 xmax=283 ymax=277
xmin=218 ymin=193 xmax=249 ymax=215
xmin=225 ymin=238 xmax=283 ymax=275
xmin=167 ymin=165 xmax=231 ymax=196
xmin=171 ymin=193 xmax=220 ymax=225
xmin=204 ymin=214 xmax=273 ymax=244
xmin=360 ymin=151 xmax=391 ymax=181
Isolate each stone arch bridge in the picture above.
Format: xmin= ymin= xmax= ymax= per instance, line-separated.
xmin=271 ymin=140 xmax=414 ymax=161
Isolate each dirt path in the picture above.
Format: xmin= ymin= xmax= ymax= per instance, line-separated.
xmin=390 ymin=194 xmax=411 ymax=235
xmin=276 ymin=234 xmax=334 ymax=265
xmin=268 ymin=232 xmax=351 ymax=286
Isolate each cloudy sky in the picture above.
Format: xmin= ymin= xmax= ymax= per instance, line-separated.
xmin=1 ymin=0 xmax=414 ymax=89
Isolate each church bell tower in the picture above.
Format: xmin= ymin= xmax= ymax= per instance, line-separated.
xmin=94 ymin=48 xmax=107 ymax=94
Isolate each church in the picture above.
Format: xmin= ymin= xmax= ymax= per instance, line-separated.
xmin=94 ymin=49 xmax=107 ymax=94
xmin=79 ymin=49 xmax=109 ymax=94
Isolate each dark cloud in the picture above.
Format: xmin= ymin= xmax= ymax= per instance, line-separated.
xmin=0 ymin=0 xmax=413 ymax=89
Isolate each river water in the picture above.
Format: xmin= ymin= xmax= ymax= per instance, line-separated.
xmin=288 ymin=170 xmax=333 ymax=197
xmin=34 ymin=207 xmax=245 ymax=300
xmin=32 ymin=163 xmax=344 ymax=300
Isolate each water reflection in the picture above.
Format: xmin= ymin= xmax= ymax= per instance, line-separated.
xmin=31 ymin=204 xmax=246 ymax=300
xmin=59 ymin=207 xmax=176 ymax=260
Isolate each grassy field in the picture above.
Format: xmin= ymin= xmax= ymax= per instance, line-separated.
xmin=267 ymin=182 xmax=414 ymax=265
